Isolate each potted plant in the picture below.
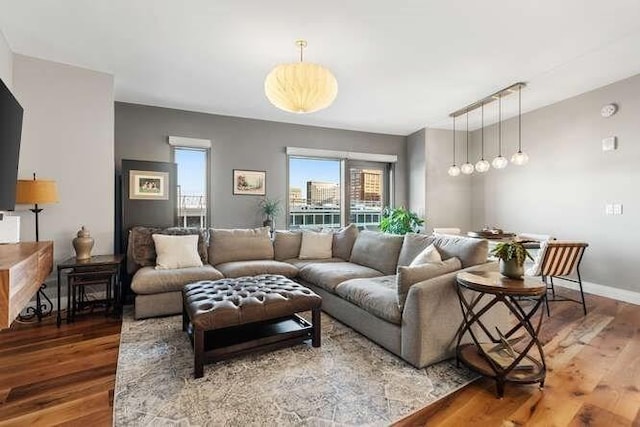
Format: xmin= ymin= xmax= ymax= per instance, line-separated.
xmin=490 ymin=240 xmax=534 ymax=279
xmin=379 ymin=206 xmax=424 ymax=235
xmin=259 ymin=197 xmax=282 ymax=232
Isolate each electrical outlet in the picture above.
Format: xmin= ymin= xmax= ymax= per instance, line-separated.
xmin=613 ymin=204 xmax=623 ymax=215
xmin=602 ymin=136 xmax=617 ymax=151
xmin=605 ymin=204 xmax=614 ymax=215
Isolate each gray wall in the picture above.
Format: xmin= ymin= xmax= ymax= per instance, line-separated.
xmin=468 ymin=74 xmax=640 ymax=292
xmin=13 ymin=55 xmax=114 ymax=263
xmin=0 ymin=30 xmax=11 ymax=88
xmin=115 ymin=102 xmax=407 ymax=229
xmin=408 ymin=128 xmax=473 ymax=233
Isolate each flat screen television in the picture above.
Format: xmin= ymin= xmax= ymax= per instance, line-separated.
xmin=0 ymin=77 xmax=23 ymax=212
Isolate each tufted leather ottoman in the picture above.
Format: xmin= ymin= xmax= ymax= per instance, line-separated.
xmin=182 ymin=274 xmax=322 ymax=378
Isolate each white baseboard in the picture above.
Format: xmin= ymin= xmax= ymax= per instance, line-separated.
xmin=554 ymin=280 xmax=640 ymax=306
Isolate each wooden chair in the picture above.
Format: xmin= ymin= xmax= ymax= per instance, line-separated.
xmin=537 ymin=242 xmax=589 ymax=316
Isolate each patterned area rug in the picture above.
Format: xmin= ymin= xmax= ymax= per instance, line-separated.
xmin=114 ymin=309 xmax=477 ymax=426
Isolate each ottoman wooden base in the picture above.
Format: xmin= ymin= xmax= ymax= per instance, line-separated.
xmin=182 ymin=275 xmax=322 ymax=378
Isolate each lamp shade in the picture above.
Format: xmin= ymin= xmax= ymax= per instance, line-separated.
xmin=16 ymin=179 xmax=59 ymax=204
xmin=265 ymin=62 xmax=338 ymax=114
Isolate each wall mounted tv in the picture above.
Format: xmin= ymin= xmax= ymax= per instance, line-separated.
xmin=0 ymin=77 xmax=23 ymax=212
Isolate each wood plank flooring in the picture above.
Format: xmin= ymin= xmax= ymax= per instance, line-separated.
xmin=395 ymin=290 xmax=640 ymax=426
xmin=0 ymin=289 xmax=638 ymax=426
xmin=0 ymin=313 xmax=121 ymax=426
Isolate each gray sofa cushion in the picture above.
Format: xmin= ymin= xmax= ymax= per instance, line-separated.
xmin=129 ymin=226 xmax=208 ymax=268
xmin=397 ymin=233 xmax=436 ymax=267
xmin=396 ymin=257 xmax=462 ymax=309
xmin=273 ymin=230 xmax=302 ymax=261
xmin=284 ymin=257 xmax=344 ymax=269
xmin=131 ymin=265 xmax=224 ymax=295
xmin=331 ymin=223 xmax=359 ymax=260
xmin=298 ymin=262 xmax=383 ymax=293
xmin=208 ymin=227 xmax=274 ymax=265
xmin=214 ymin=260 xmax=298 ymax=278
xmin=433 ymin=235 xmax=488 ymax=268
xmin=349 ymin=230 xmax=404 ymax=275
xmin=334 ymin=275 xmax=401 ymax=324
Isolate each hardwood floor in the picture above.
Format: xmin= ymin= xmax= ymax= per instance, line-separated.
xmin=395 ymin=290 xmax=640 ymax=426
xmin=0 ymin=313 xmax=121 ymax=426
xmin=0 ymin=289 xmax=638 ymax=426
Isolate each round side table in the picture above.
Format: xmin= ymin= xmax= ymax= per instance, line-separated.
xmin=455 ymin=270 xmax=547 ymax=398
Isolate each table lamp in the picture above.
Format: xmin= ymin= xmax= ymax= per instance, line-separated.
xmin=15 ymin=173 xmax=59 ymax=242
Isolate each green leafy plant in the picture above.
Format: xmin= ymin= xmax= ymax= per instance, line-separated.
xmin=490 ymin=240 xmax=533 ymax=266
xmin=259 ymin=198 xmax=282 ymax=221
xmin=379 ymin=206 xmax=424 ymax=235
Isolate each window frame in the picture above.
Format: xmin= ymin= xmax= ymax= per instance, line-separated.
xmin=171 ymin=146 xmax=211 ymax=228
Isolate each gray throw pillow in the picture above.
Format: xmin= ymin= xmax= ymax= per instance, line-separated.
xmin=331 ymin=223 xmax=359 ymax=260
xmin=273 ymin=230 xmax=303 ymax=261
xmin=349 ymin=230 xmax=404 ymax=275
xmin=396 ymin=257 xmax=461 ymax=310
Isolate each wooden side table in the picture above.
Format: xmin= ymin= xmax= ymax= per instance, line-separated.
xmin=56 ymin=254 xmax=124 ymax=327
xmin=455 ymin=269 xmax=547 ymax=397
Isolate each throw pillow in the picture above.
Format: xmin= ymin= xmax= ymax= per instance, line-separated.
xmin=396 ymin=257 xmax=462 ymax=309
xmin=152 ymin=234 xmax=203 ymax=269
xmin=331 ymin=223 xmax=359 ymax=260
xmin=273 ymin=230 xmax=303 ymax=261
xmin=409 ymin=243 xmax=442 ymax=266
xmin=298 ymin=231 xmax=334 ymax=259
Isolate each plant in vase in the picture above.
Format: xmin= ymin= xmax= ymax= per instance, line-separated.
xmin=490 ymin=240 xmax=533 ymax=279
xmin=259 ymin=197 xmax=282 ymax=232
xmin=379 ymin=206 xmax=424 ymax=235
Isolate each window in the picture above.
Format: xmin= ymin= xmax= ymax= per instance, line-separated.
xmin=288 ymin=156 xmax=391 ymax=229
xmin=173 ymin=147 xmax=209 ymax=228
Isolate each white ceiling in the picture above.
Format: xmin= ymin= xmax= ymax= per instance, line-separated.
xmin=1 ymin=0 xmax=640 ymax=135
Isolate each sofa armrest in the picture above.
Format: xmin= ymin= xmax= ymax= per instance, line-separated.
xmin=401 ymin=262 xmax=511 ymax=368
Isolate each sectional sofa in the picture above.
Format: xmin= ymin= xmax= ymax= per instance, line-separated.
xmin=126 ymin=225 xmax=509 ymax=368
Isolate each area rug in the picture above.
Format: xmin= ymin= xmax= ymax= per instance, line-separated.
xmin=114 ymin=309 xmax=477 ymax=426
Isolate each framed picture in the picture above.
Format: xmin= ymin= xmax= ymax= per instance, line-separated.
xmin=129 ymin=170 xmax=169 ymax=200
xmin=233 ymin=169 xmax=266 ymax=196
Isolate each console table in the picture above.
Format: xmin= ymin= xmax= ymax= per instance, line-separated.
xmin=455 ymin=269 xmax=547 ymax=397
xmin=0 ymin=241 xmax=54 ymax=329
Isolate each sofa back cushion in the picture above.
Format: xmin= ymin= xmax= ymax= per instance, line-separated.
xmin=397 ymin=233 xmax=436 ymax=267
xmin=208 ymin=227 xmax=274 ymax=265
xmin=331 ymin=223 xmax=359 ymax=260
xmin=349 ymin=230 xmax=404 ymax=275
xmin=128 ymin=226 xmax=208 ymax=271
xmin=273 ymin=230 xmax=303 ymax=261
xmin=433 ymin=235 xmax=488 ymax=268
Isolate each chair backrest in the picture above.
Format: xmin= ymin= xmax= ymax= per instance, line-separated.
xmin=540 ymin=242 xmax=588 ymax=277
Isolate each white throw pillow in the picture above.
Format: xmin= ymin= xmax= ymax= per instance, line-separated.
xmin=152 ymin=234 xmax=203 ymax=269
xmin=409 ymin=243 xmax=442 ymax=266
xmin=298 ymin=231 xmax=334 ymax=259
xmin=525 ymin=240 xmax=548 ymax=276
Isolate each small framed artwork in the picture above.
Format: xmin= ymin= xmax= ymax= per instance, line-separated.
xmin=129 ymin=170 xmax=170 ymax=200
xmin=233 ymin=169 xmax=266 ymax=196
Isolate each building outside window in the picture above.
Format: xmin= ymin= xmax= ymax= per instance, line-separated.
xmin=174 ymin=147 xmax=209 ymax=228
xmin=288 ymin=156 xmax=390 ymax=229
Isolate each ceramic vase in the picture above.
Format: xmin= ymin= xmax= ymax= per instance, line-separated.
xmin=499 ymin=258 xmax=524 ymax=280
xmin=73 ymin=226 xmax=94 ymax=260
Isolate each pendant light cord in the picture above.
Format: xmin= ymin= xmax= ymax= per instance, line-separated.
xmin=498 ymin=95 xmax=502 ymax=156
xmin=480 ymin=103 xmax=484 ymax=160
xmin=465 ymin=110 xmax=470 ymax=162
xmin=518 ymin=85 xmax=522 ymax=153
xmin=452 ymin=116 xmax=456 ymax=165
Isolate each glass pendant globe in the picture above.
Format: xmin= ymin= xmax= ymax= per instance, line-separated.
xmin=511 ymin=151 xmax=529 ymax=165
xmin=475 ymin=159 xmax=490 ymax=173
xmin=447 ymin=165 xmax=461 ymax=177
xmin=492 ymin=155 xmax=508 ymax=169
xmin=461 ymin=162 xmax=474 ymax=175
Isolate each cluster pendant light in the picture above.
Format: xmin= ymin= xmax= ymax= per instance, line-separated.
xmin=264 ymin=40 xmax=338 ymax=114
xmin=447 ymin=116 xmax=461 ymax=176
xmin=475 ymin=103 xmax=491 ymax=173
xmin=511 ymin=85 xmax=529 ymax=165
xmin=460 ymin=111 xmax=474 ymax=175
xmin=447 ymin=82 xmax=527 ymax=177
xmin=491 ymin=95 xmax=508 ymax=169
